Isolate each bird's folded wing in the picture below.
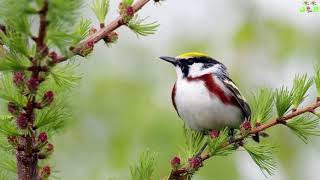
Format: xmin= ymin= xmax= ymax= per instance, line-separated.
xmin=220 ymin=75 xmax=251 ymax=119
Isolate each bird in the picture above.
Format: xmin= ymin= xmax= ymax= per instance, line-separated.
xmin=160 ymin=52 xmax=251 ymax=138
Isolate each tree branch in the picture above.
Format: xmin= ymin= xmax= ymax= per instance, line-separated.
xmin=168 ymin=99 xmax=320 ymax=179
xmin=16 ymin=1 xmax=50 ymax=179
xmin=34 ymin=0 xmax=49 ymax=56
xmin=57 ymin=0 xmax=150 ymax=62
xmin=38 ymin=0 xmax=49 ymax=45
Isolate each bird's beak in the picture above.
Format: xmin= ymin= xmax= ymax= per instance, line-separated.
xmin=159 ymin=56 xmax=177 ymax=65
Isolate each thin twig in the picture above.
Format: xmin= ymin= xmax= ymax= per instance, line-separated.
xmin=168 ymin=99 xmax=320 ymax=179
xmin=57 ymin=0 xmax=150 ymax=62
xmin=37 ymin=0 xmax=49 ymax=47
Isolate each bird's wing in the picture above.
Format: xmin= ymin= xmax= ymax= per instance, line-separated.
xmin=218 ymin=75 xmax=251 ymax=119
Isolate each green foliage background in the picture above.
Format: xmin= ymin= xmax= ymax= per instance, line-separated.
xmin=1 ymin=0 xmax=320 ymax=179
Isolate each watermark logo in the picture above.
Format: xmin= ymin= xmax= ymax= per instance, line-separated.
xmin=300 ymin=0 xmax=319 ymax=13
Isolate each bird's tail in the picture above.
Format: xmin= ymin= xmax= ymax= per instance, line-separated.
xmin=252 ymin=132 xmax=269 ymax=142
xmin=252 ymin=133 xmax=260 ymax=142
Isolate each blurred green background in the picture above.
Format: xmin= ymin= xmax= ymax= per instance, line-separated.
xmin=52 ymin=0 xmax=320 ymax=179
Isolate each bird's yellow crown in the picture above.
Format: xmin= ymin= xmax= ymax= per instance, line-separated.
xmin=176 ymin=52 xmax=209 ymax=59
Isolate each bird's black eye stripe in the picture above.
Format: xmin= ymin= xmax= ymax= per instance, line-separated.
xmin=177 ymin=56 xmax=221 ymax=77
xmin=179 ymin=59 xmax=194 ymax=65
xmin=179 ymin=64 xmax=189 ymax=78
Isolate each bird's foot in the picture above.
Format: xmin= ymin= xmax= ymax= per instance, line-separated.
xmin=195 ymin=142 xmax=208 ymax=158
xmin=228 ymin=128 xmax=235 ymax=144
xmin=194 ymin=129 xmax=220 ymax=158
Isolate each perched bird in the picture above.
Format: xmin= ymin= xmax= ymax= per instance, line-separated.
xmin=160 ymin=52 xmax=251 ymax=134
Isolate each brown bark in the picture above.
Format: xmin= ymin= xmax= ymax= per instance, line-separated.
xmin=16 ymin=150 xmax=39 ymax=180
xmin=16 ymin=1 xmax=49 ymax=179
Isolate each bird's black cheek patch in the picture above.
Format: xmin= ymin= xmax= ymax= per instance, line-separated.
xmin=180 ymin=65 xmax=189 ymax=78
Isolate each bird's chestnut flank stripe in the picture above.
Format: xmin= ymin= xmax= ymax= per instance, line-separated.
xmin=171 ymin=83 xmax=179 ymax=114
xmin=186 ymin=74 xmax=238 ymax=106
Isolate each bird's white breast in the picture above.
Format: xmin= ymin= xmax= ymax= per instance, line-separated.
xmin=174 ymin=77 xmax=243 ymax=131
